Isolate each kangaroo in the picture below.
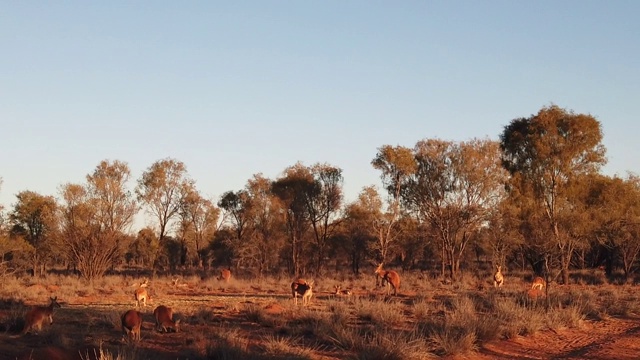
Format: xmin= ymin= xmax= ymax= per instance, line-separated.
xmin=334 ymin=285 xmax=352 ymax=296
xmin=14 ymin=296 xmax=61 ymax=336
xmin=375 ymin=263 xmax=401 ymax=296
xmin=493 ymin=265 xmax=504 ymax=288
xmin=134 ymin=279 xmax=149 ymax=307
xmin=218 ymin=268 xmax=231 ymax=282
xmin=291 ymin=279 xmax=313 ymax=306
xmin=153 ymin=305 xmax=181 ymax=333
xmin=531 ymin=276 xmax=546 ymax=290
xmin=121 ymin=309 xmax=143 ymax=341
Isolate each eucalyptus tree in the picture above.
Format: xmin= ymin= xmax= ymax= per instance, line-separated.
xmin=181 ymin=188 xmax=220 ymax=266
xmin=245 ymin=174 xmax=284 ymax=276
xmin=128 ymin=227 xmax=159 ymax=267
xmin=500 ymin=105 xmax=606 ymax=284
xmin=0 ymin=177 xmax=3 ymax=225
xmin=303 ymin=163 xmax=344 ymax=275
xmin=218 ymin=190 xmax=250 ymax=245
xmin=579 ymin=174 xmax=640 ymax=281
xmin=0 ymin=179 xmax=27 ymax=277
xmin=136 ymin=158 xmax=193 ymax=270
xmin=340 ymin=187 xmax=380 ymax=274
xmin=217 ymin=189 xmax=252 ymax=268
xmin=179 ymin=185 xmax=219 ymax=268
xmin=403 ymin=138 xmax=506 ymax=280
xmin=9 ymin=190 xmax=58 ymax=277
xmin=271 ymin=163 xmax=314 ymax=276
xmin=371 ymin=145 xmax=417 ymax=264
xmin=59 ymin=160 xmax=138 ymax=280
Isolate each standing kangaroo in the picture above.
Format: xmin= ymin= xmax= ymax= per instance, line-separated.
xmin=14 ymin=296 xmax=61 ymax=336
xmin=493 ymin=265 xmax=504 ymax=288
xmin=374 ymin=263 xmax=401 ymax=296
xmin=291 ymin=279 xmax=313 ymax=306
xmin=134 ymin=279 xmax=149 ymax=307
xmin=218 ymin=268 xmax=231 ymax=282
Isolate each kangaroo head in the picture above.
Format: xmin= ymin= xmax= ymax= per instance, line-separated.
xmin=50 ymin=296 xmax=61 ymax=309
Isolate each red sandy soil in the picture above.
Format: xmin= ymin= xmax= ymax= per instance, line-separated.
xmin=477 ymin=316 xmax=640 ymax=360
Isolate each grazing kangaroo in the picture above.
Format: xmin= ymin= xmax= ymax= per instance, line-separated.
xmin=218 ymin=268 xmax=231 ymax=282
xmin=153 ymin=305 xmax=180 ymax=333
xmin=531 ymin=276 xmax=546 ymax=290
xmin=334 ymin=285 xmax=352 ymax=296
xmin=14 ymin=296 xmax=61 ymax=336
xmin=374 ymin=263 xmax=401 ymax=296
xmin=291 ymin=279 xmax=313 ymax=306
xmin=134 ymin=279 xmax=149 ymax=307
xmin=493 ymin=265 xmax=504 ymax=288
xmin=121 ymin=309 xmax=143 ymax=341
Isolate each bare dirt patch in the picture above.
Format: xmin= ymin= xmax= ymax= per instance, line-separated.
xmin=478 ymin=316 xmax=640 ymax=360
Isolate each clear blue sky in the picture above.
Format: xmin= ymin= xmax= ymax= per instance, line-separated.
xmin=1 ymin=1 xmax=638 ymax=229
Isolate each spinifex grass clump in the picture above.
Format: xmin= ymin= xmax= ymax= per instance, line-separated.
xmin=206 ymin=328 xmax=252 ymax=360
xmin=355 ymin=298 xmax=405 ymax=328
xmin=260 ymin=334 xmax=316 ymax=360
xmin=351 ymin=330 xmax=434 ymax=360
xmin=0 ymin=297 xmax=25 ymax=333
xmin=421 ymin=296 xmax=481 ymax=356
xmin=494 ymin=296 xmax=546 ymax=338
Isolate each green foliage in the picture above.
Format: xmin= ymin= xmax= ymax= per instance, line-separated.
xmin=9 ymin=190 xmax=59 ymax=276
xmin=500 ymin=105 xmax=607 ymax=282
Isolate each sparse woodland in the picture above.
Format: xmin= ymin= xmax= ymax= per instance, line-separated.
xmin=1 ymin=105 xmax=640 ymax=359
xmin=0 ymin=105 xmax=638 ymax=284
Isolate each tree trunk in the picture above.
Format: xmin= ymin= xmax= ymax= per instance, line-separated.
xmin=441 ymin=241 xmax=445 ymax=277
xmin=561 ymin=251 xmax=571 ymax=285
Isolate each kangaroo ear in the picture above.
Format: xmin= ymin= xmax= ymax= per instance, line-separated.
xmin=175 ymin=319 xmax=181 ymax=324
